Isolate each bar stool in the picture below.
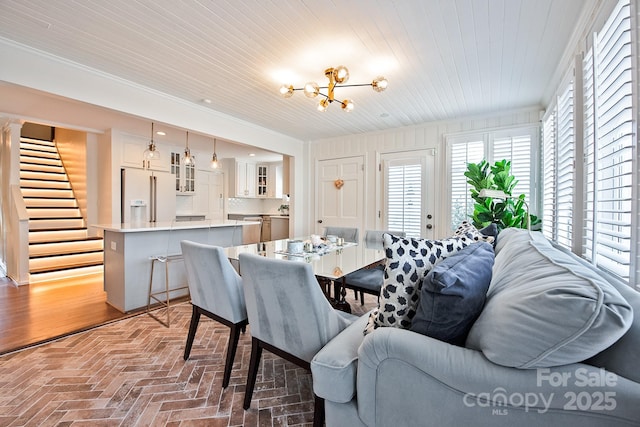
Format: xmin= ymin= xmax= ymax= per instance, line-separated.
xmin=147 ymin=225 xmax=189 ymax=327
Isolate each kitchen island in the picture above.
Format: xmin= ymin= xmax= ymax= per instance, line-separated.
xmin=94 ymin=220 xmax=257 ymax=313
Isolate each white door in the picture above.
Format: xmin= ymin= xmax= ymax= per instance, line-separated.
xmin=381 ymin=150 xmax=435 ymax=239
xmin=317 ymin=156 xmax=364 ymax=234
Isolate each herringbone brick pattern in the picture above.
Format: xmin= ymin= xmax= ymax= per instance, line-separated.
xmin=0 ymin=295 xmax=375 ymax=426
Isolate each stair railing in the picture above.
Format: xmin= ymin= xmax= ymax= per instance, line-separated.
xmin=8 ymin=184 xmax=30 ymax=285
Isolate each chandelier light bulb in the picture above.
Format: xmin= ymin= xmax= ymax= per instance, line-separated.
xmin=342 ymin=99 xmax=355 ymax=112
xmin=372 ymin=76 xmax=388 ymax=92
xmin=317 ymin=99 xmax=329 ymax=112
xmin=303 ymin=82 xmax=320 ymax=98
xmin=279 ymin=84 xmax=294 ymax=98
xmin=210 ymin=152 xmax=219 ymax=169
xmin=333 ymin=65 xmax=349 ymax=84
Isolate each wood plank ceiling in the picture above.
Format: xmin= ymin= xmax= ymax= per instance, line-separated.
xmin=0 ymin=0 xmax=592 ymax=141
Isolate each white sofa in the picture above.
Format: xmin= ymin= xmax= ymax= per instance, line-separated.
xmin=311 ymin=228 xmax=640 ymax=426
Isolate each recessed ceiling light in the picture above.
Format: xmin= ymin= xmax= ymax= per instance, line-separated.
xmin=202 ymin=98 xmax=212 ymax=104
xmin=156 ymin=131 xmax=166 ymax=136
xmin=249 ymin=153 xmax=256 ymax=157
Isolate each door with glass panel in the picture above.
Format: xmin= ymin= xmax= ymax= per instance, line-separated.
xmin=381 ymin=151 xmax=435 ymax=239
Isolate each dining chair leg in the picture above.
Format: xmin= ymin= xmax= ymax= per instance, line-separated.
xmin=223 ymin=320 xmax=246 ymax=388
xmin=183 ymin=305 xmax=201 ymax=360
xmin=313 ymin=394 xmax=325 ymax=427
xmin=359 ymin=290 xmax=365 ymax=305
xmin=243 ymin=337 xmax=263 ymax=410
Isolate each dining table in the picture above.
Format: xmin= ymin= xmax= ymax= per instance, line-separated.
xmin=224 ymin=237 xmax=386 ymax=312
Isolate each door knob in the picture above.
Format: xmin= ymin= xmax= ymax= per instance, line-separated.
xmin=427 ymin=214 xmax=433 ymax=219
xmin=426 ymin=224 xmax=433 ymax=229
xmin=318 ymin=220 xmax=323 ymax=224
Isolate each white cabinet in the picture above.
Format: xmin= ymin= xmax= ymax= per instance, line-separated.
xmin=226 ymin=159 xmax=283 ymax=198
xmin=257 ymin=164 xmax=268 ymax=197
xmin=268 ymin=163 xmax=283 ymax=198
xmin=170 ymin=151 xmax=196 ymax=194
xmin=226 ymin=159 xmax=256 ymax=197
xmin=120 ymin=134 xmax=169 ymax=172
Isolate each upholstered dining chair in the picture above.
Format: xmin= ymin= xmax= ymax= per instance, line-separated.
xmin=323 ymin=226 xmax=360 ymax=243
xmin=180 ymin=240 xmax=248 ymax=388
xmin=239 ymin=252 xmax=358 ymax=427
xmin=343 ymin=230 xmax=406 ymax=305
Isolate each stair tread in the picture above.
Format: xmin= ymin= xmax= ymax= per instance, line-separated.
xmin=29 ymin=216 xmax=84 ymax=221
xmin=30 ymin=261 xmax=104 ymax=274
xmin=30 ymin=236 xmax=102 ymax=245
xmin=30 ymin=249 xmax=104 ymax=260
xmin=27 ymin=206 xmax=80 ymax=209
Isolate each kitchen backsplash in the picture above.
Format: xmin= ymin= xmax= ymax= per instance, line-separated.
xmin=227 ymin=197 xmax=283 ymax=214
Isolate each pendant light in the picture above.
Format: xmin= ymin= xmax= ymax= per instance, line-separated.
xmin=183 ymin=131 xmax=194 ymax=166
xmin=143 ymin=122 xmax=161 ymax=166
xmin=210 ymin=138 xmax=219 ymax=169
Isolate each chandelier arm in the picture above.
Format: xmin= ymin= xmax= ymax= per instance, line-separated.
xmin=292 ymin=86 xmax=330 ymax=91
xmin=336 ymin=83 xmax=374 ymax=88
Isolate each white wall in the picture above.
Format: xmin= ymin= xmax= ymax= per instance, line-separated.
xmin=310 ymin=108 xmax=541 ymax=238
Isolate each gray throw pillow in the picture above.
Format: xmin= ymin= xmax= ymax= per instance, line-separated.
xmin=411 ymin=242 xmax=494 ymax=346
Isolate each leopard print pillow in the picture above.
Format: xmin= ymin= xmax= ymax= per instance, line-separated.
xmin=364 ymin=233 xmax=475 ymax=335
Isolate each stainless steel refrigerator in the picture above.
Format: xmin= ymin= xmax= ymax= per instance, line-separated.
xmin=120 ymin=167 xmax=176 ymax=223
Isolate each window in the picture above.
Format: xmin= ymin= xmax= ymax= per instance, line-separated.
xmin=542 ymin=77 xmax=575 ymax=249
xmin=544 ymin=0 xmax=636 ymax=285
xmin=585 ymin=0 xmax=633 ymax=281
xmin=450 ymin=139 xmax=484 ymax=229
xmin=447 ymin=128 xmax=537 ymax=231
xmin=385 ymin=159 xmax=423 ymax=238
xmin=542 ymin=108 xmax=557 ymax=241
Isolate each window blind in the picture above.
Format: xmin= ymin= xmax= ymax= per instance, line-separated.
xmin=542 ymin=110 xmax=556 ymax=241
xmin=556 ymin=81 xmax=575 ymax=249
xmin=449 ymin=140 xmax=484 ymax=230
xmin=386 ymin=161 xmax=423 ymax=238
xmin=588 ymin=0 xmax=633 ymax=280
xmin=493 ymin=135 xmax=533 ymax=208
xmin=583 ymin=47 xmax=596 ymax=261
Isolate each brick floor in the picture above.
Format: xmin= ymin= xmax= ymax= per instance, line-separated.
xmin=0 ymin=294 xmax=375 ymax=426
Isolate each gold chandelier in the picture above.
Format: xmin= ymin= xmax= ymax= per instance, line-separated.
xmin=279 ymin=65 xmax=387 ymax=112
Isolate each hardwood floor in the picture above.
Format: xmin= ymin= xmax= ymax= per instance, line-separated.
xmin=0 ymin=274 xmax=129 ymax=355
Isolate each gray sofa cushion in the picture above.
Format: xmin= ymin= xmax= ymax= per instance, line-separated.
xmin=466 ymin=228 xmax=634 ymax=368
xmin=411 ymin=242 xmax=494 ymax=345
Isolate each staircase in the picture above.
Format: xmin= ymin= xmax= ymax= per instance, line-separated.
xmin=20 ymin=137 xmax=103 ymax=283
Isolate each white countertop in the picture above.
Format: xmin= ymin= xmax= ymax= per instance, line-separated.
xmin=270 ymin=215 xmax=290 ymax=219
xmin=93 ymin=219 xmax=260 ymax=233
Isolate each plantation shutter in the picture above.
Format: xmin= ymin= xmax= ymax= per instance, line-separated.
xmin=386 ymin=159 xmax=422 ymax=238
xmin=542 ymin=109 xmax=556 ymax=241
xmin=556 ymin=81 xmax=575 ymax=249
xmin=583 ymin=47 xmax=596 ymax=260
xmin=587 ymin=0 xmax=633 ymax=280
xmin=449 ymin=140 xmax=484 ymax=230
xmin=492 ymin=135 xmax=532 ymax=205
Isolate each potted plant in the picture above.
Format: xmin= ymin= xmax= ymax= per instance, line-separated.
xmin=278 ymin=204 xmax=289 ymax=216
xmin=464 ymin=159 xmax=540 ymax=231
